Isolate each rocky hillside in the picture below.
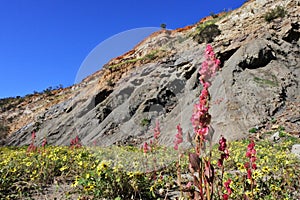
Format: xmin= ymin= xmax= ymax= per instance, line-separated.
xmin=2 ymin=0 xmax=300 ymax=147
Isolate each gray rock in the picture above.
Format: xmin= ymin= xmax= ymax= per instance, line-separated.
xmin=291 ymin=144 xmax=300 ymax=159
xmin=269 ymin=131 xmax=280 ymax=141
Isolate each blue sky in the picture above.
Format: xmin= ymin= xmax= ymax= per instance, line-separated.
xmin=0 ymin=0 xmax=245 ymax=98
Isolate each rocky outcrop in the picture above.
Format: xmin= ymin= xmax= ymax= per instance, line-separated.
xmin=3 ymin=0 xmax=300 ymax=147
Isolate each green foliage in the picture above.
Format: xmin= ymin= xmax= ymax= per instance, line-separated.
xmin=177 ymin=36 xmax=187 ymax=43
xmin=140 ymin=118 xmax=151 ymax=127
xmin=106 ymin=78 xmax=114 ymax=87
xmin=0 ymin=122 xmax=9 ymax=142
xmin=249 ymin=127 xmax=258 ymax=133
xmin=0 ymin=96 xmax=25 ymax=112
xmin=160 ymin=23 xmax=167 ymax=29
xmin=145 ymin=50 xmax=159 ymax=60
xmin=253 ymin=76 xmax=278 ymax=87
xmin=41 ymin=84 xmax=64 ymax=96
xmin=0 ymin=97 xmax=16 ymax=107
xmin=191 ymin=14 xmax=229 ymax=44
xmin=249 ymin=128 xmax=258 ymax=133
xmin=196 ymin=20 xmax=217 ymax=34
xmin=193 ymin=11 xmax=230 ymax=37
xmin=108 ymin=58 xmax=143 ymax=69
xmin=264 ymin=6 xmax=286 ymax=22
xmin=43 ymin=86 xmax=53 ymax=96
xmin=209 ymin=12 xmax=218 ymax=18
xmin=271 ymin=118 xmax=277 ymax=124
xmin=107 ymin=49 xmax=162 ymax=70
xmin=278 ymin=125 xmax=285 ymax=131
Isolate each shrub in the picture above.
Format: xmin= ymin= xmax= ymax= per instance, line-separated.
xmin=106 ymin=78 xmax=114 ymax=87
xmin=160 ymin=23 xmax=167 ymax=29
xmin=210 ymin=12 xmax=218 ymax=18
xmin=0 ymin=123 xmax=9 ymax=145
xmin=249 ymin=127 xmax=258 ymax=133
xmin=140 ymin=118 xmax=151 ymax=127
xmin=193 ymin=24 xmax=221 ymax=43
xmin=264 ymin=6 xmax=286 ymax=22
xmin=0 ymin=124 xmax=9 ymax=133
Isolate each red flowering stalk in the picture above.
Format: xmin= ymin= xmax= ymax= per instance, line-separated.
xmin=174 ymin=124 xmax=183 ymax=151
xmin=199 ymin=44 xmax=220 ymax=86
xmin=40 ymin=137 xmax=47 ymax=153
xmin=42 ymin=138 xmax=47 ymax=148
xmin=70 ymin=135 xmax=82 ymax=149
xmin=173 ymin=124 xmax=184 ymax=197
xmin=27 ymin=131 xmax=37 ymax=153
xmin=153 ymin=120 xmax=160 ymax=141
xmin=187 ymin=45 xmax=221 ymax=199
xmin=191 ymin=44 xmax=220 ymax=155
xmin=173 ymin=44 xmax=223 ymax=199
xmin=217 ymin=136 xmax=230 ymax=198
xmin=143 ymin=142 xmax=150 ymax=154
xmin=223 ymin=179 xmax=232 ymax=200
xmin=149 ymin=120 xmax=161 ymax=151
xmin=31 ymin=131 xmax=36 ymax=140
xmin=218 ymin=136 xmax=230 ymax=167
xmin=93 ymin=139 xmax=97 ymax=146
xmin=140 ymin=142 xmax=151 ymax=174
xmin=244 ymin=140 xmax=257 ymax=197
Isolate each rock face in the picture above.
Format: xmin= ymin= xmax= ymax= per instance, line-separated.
xmin=3 ymin=0 xmax=300 ymax=146
xmin=292 ymin=144 xmax=300 ymax=159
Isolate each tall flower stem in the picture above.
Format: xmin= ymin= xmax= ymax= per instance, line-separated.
xmin=177 ymin=153 xmax=183 ymax=198
xmin=190 ymin=44 xmax=220 ymax=199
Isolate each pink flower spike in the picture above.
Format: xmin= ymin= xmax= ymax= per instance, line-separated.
xmin=197 ymin=126 xmax=209 ymax=136
xmin=174 ymin=144 xmax=178 ymax=150
xmin=223 ymin=194 xmax=229 ymax=200
xmin=93 ymin=140 xmax=97 ymax=146
xmin=31 ymin=131 xmax=36 ymax=140
xmin=154 ymin=120 xmax=160 ymax=140
xmin=174 ymin=124 xmax=183 ymax=150
xmin=143 ymin=142 xmax=149 ymax=153
xmin=247 ymin=169 xmax=252 ymax=179
xmin=224 ymin=179 xmax=232 ymax=195
xmin=218 ymin=136 xmax=227 ymax=151
xmin=186 ymin=182 xmax=192 ymax=188
xmin=42 ymin=138 xmax=47 ymax=148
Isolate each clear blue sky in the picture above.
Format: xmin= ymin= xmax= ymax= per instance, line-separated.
xmin=0 ymin=0 xmax=245 ymax=98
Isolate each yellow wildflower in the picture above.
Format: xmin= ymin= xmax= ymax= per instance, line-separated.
xmin=262 ymin=166 xmax=270 ymax=173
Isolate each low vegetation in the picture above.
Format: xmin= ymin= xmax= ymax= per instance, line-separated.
xmin=191 ymin=11 xmax=230 ymax=38
xmin=107 ymin=49 xmax=163 ymax=70
xmin=253 ymin=76 xmax=278 ymax=87
xmin=0 ymin=130 xmax=299 ymax=199
xmin=140 ymin=118 xmax=151 ymax=127
xmin=0 ymin=84 xmax=64 ymax=112
xmin=264 ymin=6 xmax=286 ymax=22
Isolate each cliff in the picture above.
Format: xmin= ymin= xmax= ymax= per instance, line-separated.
xmin=2 ymin=0 xmax=299 ymax=147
